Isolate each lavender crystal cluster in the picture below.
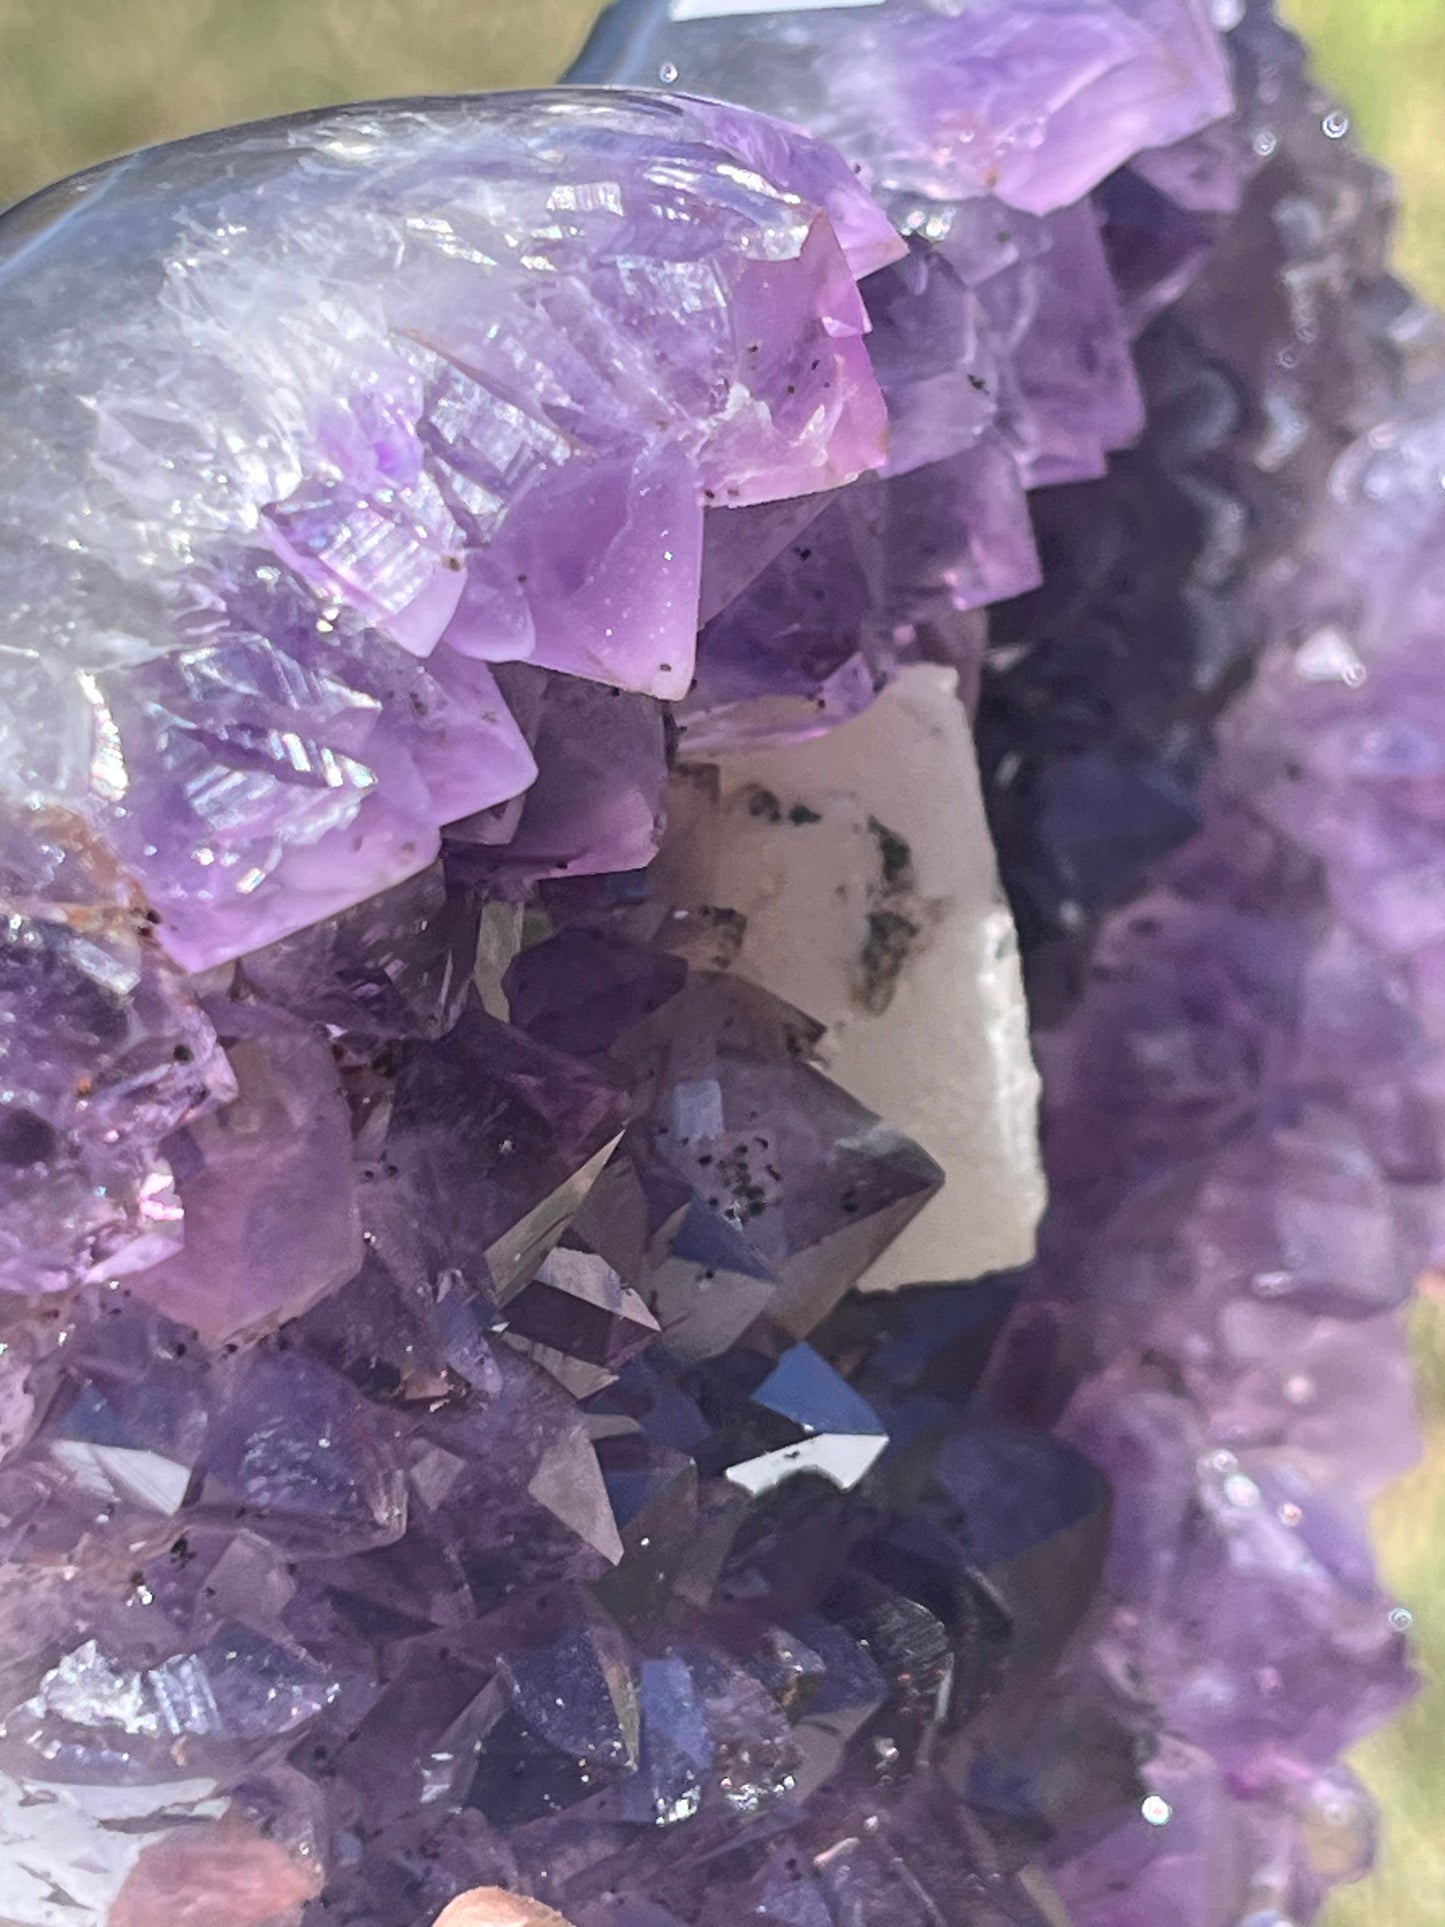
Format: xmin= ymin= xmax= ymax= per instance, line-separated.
xmin=0 ymin=2 xmax=1434 ymax=1923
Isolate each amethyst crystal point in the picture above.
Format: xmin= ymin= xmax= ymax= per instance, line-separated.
xmin=127 ymin=1000 xmax=363 ymax=1343
xmin=0 ymin=89 xmax=896 ymax=971
xmin=503 ymin=1248 xmax=659 ymax=1376
xmin=458 ymin=673 xmax=670 ymax=895
xmin=0 ymin=810 xmax=231 ymax=1298
xmin=578 ymin=0 xmax=1222 ymax=500
xmin=383 ymin=998 xmax=632 ymax=1304
xmin=575 ymin=0 xmax=1231 ymax=216
xmin=199 ymin=1349 xmax=408 ymax=1556
xmin=604 ymin=970 xmax=946 ymax=1338
xmin=235 ymin=860 xmax=479 ymax=1045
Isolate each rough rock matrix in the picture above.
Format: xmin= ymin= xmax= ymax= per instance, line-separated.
xmin=0 ymin=3 xmax=1434 ymax=1926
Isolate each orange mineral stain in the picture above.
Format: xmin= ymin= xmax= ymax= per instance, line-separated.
xmin=111 ymin=1817 xmax=319 ymax=1927
xmin=433 ymin=1890 xmax=579 ymax=1927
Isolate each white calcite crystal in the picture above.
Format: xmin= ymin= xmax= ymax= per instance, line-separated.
xmin=654 ymin=663 xmax=1044 ymax=1286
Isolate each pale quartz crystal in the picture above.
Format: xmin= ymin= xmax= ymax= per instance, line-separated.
xmin=654 ymin=663 xmax=1044 ymax=1284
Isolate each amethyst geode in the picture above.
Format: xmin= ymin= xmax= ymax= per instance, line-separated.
xmin=0 ymin=2 xmax=1433 ymax=1924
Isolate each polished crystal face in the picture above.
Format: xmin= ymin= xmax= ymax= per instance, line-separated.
xmin=0 ymin=2 xmax=1435 ymax=1924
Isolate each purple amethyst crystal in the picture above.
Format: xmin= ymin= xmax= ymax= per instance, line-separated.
xmin=0 ymin=1 xmax=1436 ymax=1924
xmin=576 ymin=0 xmax=1232 ymax=217
xmin=0 ymin=90 xmax=897 ymax=972
xmin=0 ymin=810 xmax=232 ymax=1298
xmin=127 ymin=1001 xmax=363 ymax=1343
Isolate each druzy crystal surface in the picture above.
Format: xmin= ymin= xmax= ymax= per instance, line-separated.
xmin=0 ymin=3 xmax=1436 ymax=1925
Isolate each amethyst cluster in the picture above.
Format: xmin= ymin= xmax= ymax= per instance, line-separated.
xmin=0 ymin=2 xmax=1434 ymax=1924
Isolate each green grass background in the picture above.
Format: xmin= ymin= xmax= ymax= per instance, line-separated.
xmin=0 ymin=2 xmax=1440 ymax=1921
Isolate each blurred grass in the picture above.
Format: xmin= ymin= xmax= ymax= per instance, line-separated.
xmin=0 ymin=0 xmax=601 ymax=208
xmin=0 ymin=1 xmax=1442 ymax=1922
xmin=1318 ymin=1300 xmax=1445 ymax=1927
xmin=1289 ymin=0 xmax=1445 ymax=303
